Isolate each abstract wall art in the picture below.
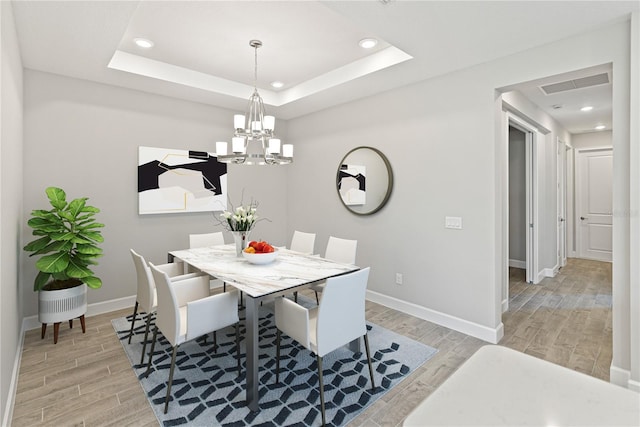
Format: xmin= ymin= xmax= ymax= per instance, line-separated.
xmin=138 ymin=146 xmax=227 ymax=214
xmin=338 ymin=164 xmax=366 ymax=205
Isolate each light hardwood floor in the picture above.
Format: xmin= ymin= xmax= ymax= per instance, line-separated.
xmin=10 ymin=258 xmax=612 ymax=426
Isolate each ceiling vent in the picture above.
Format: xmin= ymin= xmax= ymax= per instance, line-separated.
xmin=540 ymin=72 xmax=610 ymax=95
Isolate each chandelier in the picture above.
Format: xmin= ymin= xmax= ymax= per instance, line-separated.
xmin=216 ymin=40 xmax=293 ymax=165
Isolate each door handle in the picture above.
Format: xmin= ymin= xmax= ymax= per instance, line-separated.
xmin=580 ymin=216 xmax=588 ymax=220
xmin=560 ymin=218 xmax=565 ymax=222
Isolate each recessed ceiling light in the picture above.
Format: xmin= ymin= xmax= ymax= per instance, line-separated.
xmin=359 ymin=38 xmax=378 ymax=49
xmin=581 ymin=106 xmax=594 ymax=112
xmin=595 ymin=125 xmax=606 ymax=130
xmin=134 ymin=38 xmax=154 ymax=49
xmin=270 ymin=81 xmax=284 ymax=89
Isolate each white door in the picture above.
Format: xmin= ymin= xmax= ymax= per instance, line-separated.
xmin=576 ymin=148 xmax=613 ymax=262
xmin=525 ymin=130 xmax=536 ymax=283
xmin=557 ymin=139 xmax=567 ymax=268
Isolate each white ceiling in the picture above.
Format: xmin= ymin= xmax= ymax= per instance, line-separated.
xmin=11 ymin=1 xmax=639 ymax=133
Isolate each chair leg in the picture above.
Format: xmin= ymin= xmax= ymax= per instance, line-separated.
xmin=294 ymin=291 xmax=298 ymax=303
xmin=144 ymin=326 xmax=159 ymax=378
xmin=235 ymin=322 xmax=241 ymax=376
xmin=164 ymin=346 xmax=179 ymax=414
xmin=140 ymin=312 xmax=153 ymax=365
xmin=127 ymin=301 xmax=139 ymax=344
xmin=363 ymin=333 xmax=376 ymax=390
xmin=223 ymin=282 xmax=226 ymax=292
xmin=275 ymin=329 xmax=281 ymax=384
xmin=213 ymin=331 xmax=218 ymax=353
xmin=317 ymin=355 xmax=326 ymax=426
xmin=314 ymin=290 xmax=319 ymax=305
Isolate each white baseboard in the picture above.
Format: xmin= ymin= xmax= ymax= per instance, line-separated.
xmin=508 ymin=259 xmax=526 ymax=269
xmin=543 ymin=264 xmax=559 ymax=278
xmin=366 ymin=290 xmax=504 ymax=344
xmin=610 ymin=365 xmax=631 ymax=388
xmin=2 ymin=321 xmax=26 ymax=427
xmin=22 ymin=294 xmax=137 ymax=331
xmin=629 ymin=379 xmax=640 ymax=392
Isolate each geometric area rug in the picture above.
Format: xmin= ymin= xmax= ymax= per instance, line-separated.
xmin=112 ymin=298 xmax=437 ymax=427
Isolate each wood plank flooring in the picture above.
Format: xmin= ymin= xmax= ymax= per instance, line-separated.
xmin=10 ymin=258 xmax=612 ymax=426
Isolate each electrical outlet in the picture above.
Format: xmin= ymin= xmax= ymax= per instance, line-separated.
xmin=395 ymin=273 xmax=403 ymax=285
xmin=445 ymin=216 xmax=463 ymax=229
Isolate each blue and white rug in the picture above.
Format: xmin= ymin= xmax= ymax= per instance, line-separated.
xmin=113 ymin=298 xmax=437 ymax=426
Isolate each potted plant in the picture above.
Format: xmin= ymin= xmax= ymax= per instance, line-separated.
xmin=23 ymin=187 xmax=104 ymax=343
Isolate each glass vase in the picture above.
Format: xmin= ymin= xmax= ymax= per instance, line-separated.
xmin=232 ymin=230 xmax=251 ymax=257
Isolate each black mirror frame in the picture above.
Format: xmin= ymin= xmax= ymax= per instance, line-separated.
xmin=336 ymin=146 xmax=393 ymax=216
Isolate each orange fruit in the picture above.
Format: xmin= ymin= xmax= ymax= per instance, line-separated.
xmin=244 ymin=247 xmax=256 ymax=253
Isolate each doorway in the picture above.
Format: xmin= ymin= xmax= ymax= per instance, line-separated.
xmin=507 ymin=114 xmax=538 ymax=285
xmin=557 ymin=138 xmax=568 ymax=268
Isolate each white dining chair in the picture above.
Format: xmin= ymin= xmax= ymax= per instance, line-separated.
xmin=289 ymin=230 xmax=316 ymax=255
xmin=189 ymin=231 xmax=227 ymax=292
xmin=311 ymin=236 xmax=358 ymax=304
xmin=128 ymin=249 xmax=201 ymax=364
xmin=274 ymin=267 xmax=375 ymax=426
xmin=145 ymin=264 xmax=241 ymax=414
xmin=189 ymin=231 xmax=225 ymax=248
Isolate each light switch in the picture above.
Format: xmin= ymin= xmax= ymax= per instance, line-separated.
xmin=445 ymin=216 xmax=463 ymax=229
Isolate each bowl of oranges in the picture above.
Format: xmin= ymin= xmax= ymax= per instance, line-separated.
xmin=243 ymin=240 xmax=278 ymax=264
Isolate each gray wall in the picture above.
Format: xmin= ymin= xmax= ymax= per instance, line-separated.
xmin=1 ymin=1 xmax=24 ymax=422
xmin=572 ymin=130 xmax=613 ymax=150
xmin=508 ymin=127 xmax=526 ymax=264
xmin=22 ymin=70 xmax=289 ymax=316
xmin=285 ymin=19 xmax=633 ymax=344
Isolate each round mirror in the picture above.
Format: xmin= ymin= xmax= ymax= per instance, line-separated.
xmin=336 ymin=146 xmax=393 ymax=215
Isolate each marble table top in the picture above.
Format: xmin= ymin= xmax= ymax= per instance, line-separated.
xmin=403 ymin=345 xmax=640 ymax=426
xmin=169 ymin=245 xmax=359 ymax=298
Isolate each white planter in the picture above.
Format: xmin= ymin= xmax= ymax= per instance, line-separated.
xmin=38 ymin=283 xmax=87 ymax=324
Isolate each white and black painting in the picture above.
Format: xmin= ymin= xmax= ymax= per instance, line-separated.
xmin=138 ymin=146 xmax=227 ymax=214
xmin=338 ymin=164 xmax=366 ymax=205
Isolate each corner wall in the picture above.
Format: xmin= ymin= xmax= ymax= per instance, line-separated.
xmin=1 ymin=1 xmax=24 ymax=423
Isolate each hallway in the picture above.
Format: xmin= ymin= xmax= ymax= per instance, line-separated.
xmin=501 ymin=258 xmax=612 ymax=380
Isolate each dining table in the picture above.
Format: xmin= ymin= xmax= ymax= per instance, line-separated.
xmin=168 ymin=244 xmax=360 ymax=412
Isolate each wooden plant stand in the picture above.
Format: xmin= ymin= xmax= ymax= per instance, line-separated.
xmin=41 ymin=315 xmax=86 ymax=344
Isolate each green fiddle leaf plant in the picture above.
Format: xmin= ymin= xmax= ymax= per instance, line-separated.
xmin=23 ymin=187 xmax=105 ymax=292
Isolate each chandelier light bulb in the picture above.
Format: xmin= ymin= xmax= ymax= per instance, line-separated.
xmin=268 ymin=139 xmax=281 ymax=154
xmin=263 ymin=116 xmax=275 ymax=131
xmin=232 ymin=137 xmax=245 ymax=153
xmin=234 ymin=115 xmax=245 ymax=130
xmin=216 ymin=142 xmax=228 ymax=156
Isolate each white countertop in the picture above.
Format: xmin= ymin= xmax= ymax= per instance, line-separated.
xmin=403 ymin=345 xmax=640 ymax=426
